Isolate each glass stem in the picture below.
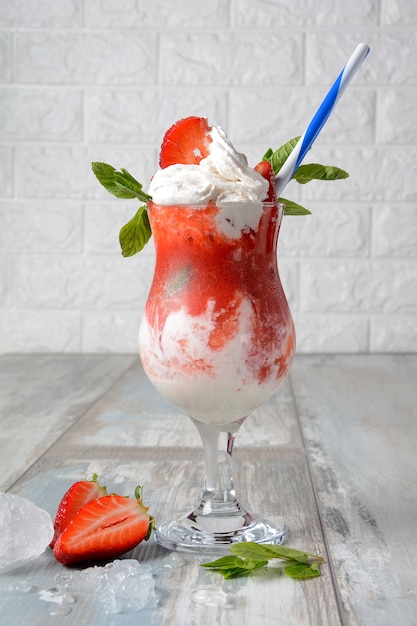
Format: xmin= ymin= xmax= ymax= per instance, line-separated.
xmin=191 ymin=418 xmax=246 ymax=516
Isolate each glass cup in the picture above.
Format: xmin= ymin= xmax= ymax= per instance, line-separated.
xmin=139 ymin=200 xmax=295 ymax=554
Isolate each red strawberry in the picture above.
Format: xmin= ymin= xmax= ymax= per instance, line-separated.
xmin=159 ymin=116 xmax=212 ymax=168
xmin=254 ymin=160 xmax=277 ymax=203
xmin=53 ymin=487 xmax=153 ymax=566
xmin=50 ymin=474 xmax=107 ymax=548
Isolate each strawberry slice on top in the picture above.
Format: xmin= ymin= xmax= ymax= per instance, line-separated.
xmin=159 ymin=116 xmax=212 ymax=168
xmin=53 ymin=487 xmax=153 ymax=566
xmin=254 ymin=160 xmax=278 ymax=204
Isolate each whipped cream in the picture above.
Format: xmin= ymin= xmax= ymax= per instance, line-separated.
xmin=148 ymin=125 xmax=268 ymax=207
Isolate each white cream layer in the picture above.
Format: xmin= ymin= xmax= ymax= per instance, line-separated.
xmin=138 ymin=300 xmax=292 ymax=425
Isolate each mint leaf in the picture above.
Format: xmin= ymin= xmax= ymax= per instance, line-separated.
xmin=222 ymin=561 xmax=268 ymax=579
xmin=263 ymin=137 xmax=300 ymax=176
xmin=202 ymin=542 xmax=324 ymax=581
xmin=202 ymin=555 xmax=268 ymax=579
xmin=92 ymin=162 xmax=151 ymax=202
xmin=91 ymin=162 xmax=152 ymax=255
xmin=284 ymin=562 xmax=321 ymax=580
xmin=229 ymin=542 xmax=282 ymax=561
xmin=292 ymin=163 xmax=349 ymax=184
xmin=262 ymin=147 xmax=274 ymax=161
xmin=201 ymin=555 xmax=245 ymax=570
xmin=119 ymin=205 xmax=152 ymax=257
xmin=279 ymin=198 xmax=311 ymax=216
xmin=230 ymin=542 xmax=320 ymax=563
xmin=251 ymin=544 xmax=312 ymax=563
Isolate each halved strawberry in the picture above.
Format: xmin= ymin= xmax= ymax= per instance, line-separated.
xmin=254 ymin=160 xmax=277 ymax=203
xmin=53 ymin=487 xmax=153 ymax=566
xmin=50 ymin=474 xmax=107 ymax=548
xmin=159 ymin=116 xmax=211 ymax=168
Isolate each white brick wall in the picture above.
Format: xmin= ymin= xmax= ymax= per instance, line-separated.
xmin=0 ymin=0 xmax=416 ymax=354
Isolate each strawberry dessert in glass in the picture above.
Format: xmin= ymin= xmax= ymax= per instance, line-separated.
xmin=138 ymin=117 xmax=295 ymax=553
xmin=93 ymin=44 xmax=364 ymax=554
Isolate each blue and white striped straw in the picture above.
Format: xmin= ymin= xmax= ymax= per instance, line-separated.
xmin=275 ymin=42 xmax=370 ymax=197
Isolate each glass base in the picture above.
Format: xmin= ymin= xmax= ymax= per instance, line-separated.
xmin=154 ymin=509 xmax=286 ymax=555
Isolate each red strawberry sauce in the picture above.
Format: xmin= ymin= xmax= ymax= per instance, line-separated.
xmin=143 ymin=201 xmax=295 ymax=386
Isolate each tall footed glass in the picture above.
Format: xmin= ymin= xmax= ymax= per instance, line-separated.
xmin=139 ymin=200 xmax=295 ymax=554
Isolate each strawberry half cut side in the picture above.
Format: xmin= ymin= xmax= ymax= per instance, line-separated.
xmin=50 ymin=474 xmax=107 ymax=548
xmin=254 ymin=160 xmax=278 ymax=204
xmin=159 ymin=116 xmax=212 ymax=168
xmin=53 ymin=488 xmax=153 ymax=566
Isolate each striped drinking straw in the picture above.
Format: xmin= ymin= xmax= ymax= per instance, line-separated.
xmin=274 ymin=42 xmax=371 ymax=197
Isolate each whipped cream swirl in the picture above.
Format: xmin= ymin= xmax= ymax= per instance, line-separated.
xmin=148 ymin=126 xmax=268 ymax=206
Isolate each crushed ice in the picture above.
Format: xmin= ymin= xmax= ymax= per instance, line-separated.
xmin=0 ymin=493 xmax=156 ymax=614
xmin=0 ymin=492 xmax=53 ymax=572
xmin=54 ymin=559 xmax=157 ymax=614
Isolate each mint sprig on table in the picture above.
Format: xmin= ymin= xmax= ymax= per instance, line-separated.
xmin=201 ymin=542 xmax=325 ymax=580
xmin=91 ymin=137 xmax=349 ymax=257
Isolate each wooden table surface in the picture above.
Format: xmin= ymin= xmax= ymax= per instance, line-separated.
xmin=0 ymin=353 xmax=416 ymax=626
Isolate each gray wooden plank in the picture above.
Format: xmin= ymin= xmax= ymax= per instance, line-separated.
xmin=0 ymin=354 xmax=136 ymax=491
xmin=290 ymin=354 xmax=417 ymax=626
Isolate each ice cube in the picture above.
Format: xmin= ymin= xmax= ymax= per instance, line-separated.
xmin=55 ymin=559 xmax=157 ymax=614
xmin=99 ymin=560 xmax=157 ymax=614
xmin=0 ymin=493 xmax=54 ymax=572
xmin=55 ymin=567 xmax=101 ymax=594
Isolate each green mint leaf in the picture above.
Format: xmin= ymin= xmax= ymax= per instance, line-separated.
xmin=202 ymin=555 xmax=268 ymax=579
xmin=119 ymin=205 xmax=152 ymax=257
xmin=279 ymin=198 xmax=311 ymax=216
xmin=292 ymin=163 xmax=349 ymax=184
xmin=91 ymin=162 xmax=151 ymax=202
xmin=229 ymin=542 xmax=281 ymax=561
xmin=310 ymin=561 xmax=322 ymax=572
xmin=230 ymin=542 xmax=319 ymax=564
xmin=254 ymin=545 xmax=315 ymax=563
xmin=284 ymin=562 xmax=322 ymax=580
xmin=202 ymin=555 xmax=268 ymax=571
xmin=223 ymin=561 xmax=268 ymax=579
xmin=262 ymin=147 xmax=274 ymax=161
xmin=263 ymin=137 xmax=300 ymax=176
xmin=201 ymin=542 xmax=324 ymax=581
xmin=201 ymin=555 xmax=245 ymax=570
xmin=221 ymin=568 xmax=251 ymax=579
